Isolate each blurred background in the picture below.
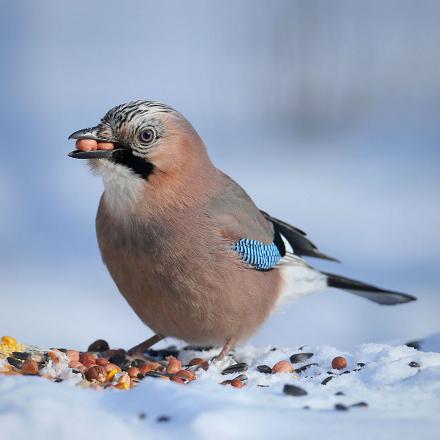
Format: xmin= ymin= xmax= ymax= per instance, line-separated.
xmin=1 ymin=0 xmax=439 ymax=351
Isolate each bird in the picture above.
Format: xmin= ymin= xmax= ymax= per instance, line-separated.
xmin=68 ymin=100 xmax=416 ymax=359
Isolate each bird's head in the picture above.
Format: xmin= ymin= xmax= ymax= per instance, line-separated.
xmin=68 ymin=100 xmax=208 ymax=180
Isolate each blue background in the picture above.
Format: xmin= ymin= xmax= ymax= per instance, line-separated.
xmin=1 ymin=0 xmax=439 ymax=351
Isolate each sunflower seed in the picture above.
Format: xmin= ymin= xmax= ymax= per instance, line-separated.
xmin=321 ymin=376 xmax=333 ymax=385
xmin=295 ymin=363 xmax=318 ymax=373
xmin=257 ymin=365 xmax=272 ymax=374
xmin=289 ymin=353 xmax=314 ymax=364
xmin=221 ymin=362 xmax=248 ymax=375
xmin=283 ymin=384 xmax=308 ymax=396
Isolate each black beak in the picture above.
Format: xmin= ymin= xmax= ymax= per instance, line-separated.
xmin=68 ymin=125 xmax=120 ymax=159
xmin=68 ymin=149 xmax=115 ymax=159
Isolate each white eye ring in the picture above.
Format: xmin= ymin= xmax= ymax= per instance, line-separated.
xmin=138 ymin=128 xmax=156 ymax=144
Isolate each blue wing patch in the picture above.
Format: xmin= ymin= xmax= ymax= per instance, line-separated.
xmin=232 ymin=238 xmax=282 ymax=270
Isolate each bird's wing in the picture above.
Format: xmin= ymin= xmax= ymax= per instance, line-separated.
xmin=209 ymin=172 xmax=338 ymax=264
xmin=260 ymin=211 xmax=340 ymax=262
xmin=209 ymin=173 xmax=278 ymax=245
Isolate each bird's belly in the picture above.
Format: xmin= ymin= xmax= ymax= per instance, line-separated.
xmin=96 ymin=200 xmax=283 ymax=346
xmin=99 ymin=241 xmax=283 ymax=346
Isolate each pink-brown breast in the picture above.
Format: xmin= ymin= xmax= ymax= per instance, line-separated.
xmin=96 ymin=194 xmax=283 ymax=346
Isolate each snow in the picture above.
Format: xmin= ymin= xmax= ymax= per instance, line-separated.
xmin=1 ymin=341 xmax=440 ymax=440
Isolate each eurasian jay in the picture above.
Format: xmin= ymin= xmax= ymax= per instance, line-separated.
xmin=68 ymin=100 xmax=416 ymax=359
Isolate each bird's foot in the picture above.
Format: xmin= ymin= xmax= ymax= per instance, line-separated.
xmin=127 ymin=334 xmax=163 ymax=356
xmin=211 ymin=338 xmax=235 ymax=362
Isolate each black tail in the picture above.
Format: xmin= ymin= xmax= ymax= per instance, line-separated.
xmin=323 ymin=272 xmax=416 ymax=305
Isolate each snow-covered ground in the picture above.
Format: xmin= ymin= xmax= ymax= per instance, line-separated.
xmin=1 ymin=339 xmax=440 ymax=440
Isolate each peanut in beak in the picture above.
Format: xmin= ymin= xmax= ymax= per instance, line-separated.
xmin=75 ymin=139 xmax=115 ymax=152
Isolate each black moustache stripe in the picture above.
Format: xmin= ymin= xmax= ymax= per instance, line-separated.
xmin=112 ymin=149 xmax=155 ymax=180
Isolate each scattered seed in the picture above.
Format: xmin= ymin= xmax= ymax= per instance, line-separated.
xmin=257 ymin=384 xmax=269 ymax=387
xmin=130 ymin=359 xmax=146 ymax=368
xmin=295 ymin=363 xmax=318 ymax=374
xmin=183 ymin=345 xmax=214 ymax=351
xmin=221 ymin=362 xmax=248 ymax=375
xmin=334 ymin=391 xmax=345 ymax=396
xmin=406 ymin=340 xmax=420 ymax=350
xmin=283 ymin=384 xmax=307 ymax=396
xmin=257 ymin=365 xmax=272 ymax=374
xmin=334 ymin=403 xmax=349 ymax=411
xmin=157 ymin=415 xmax=170 ymax=423
xmin=270 ymin=347 xmax=277 ymax=351
xmin=170 ymin=376 xmax=185 ymax=385
xmin=233 ymin=374 xmax=248 ymax=382
xmin=109 ymin=354 xmax=127 ymax=368
xmin=350 ymin=401 xmax=368 ymax=408
xmin=303 ymin=405 xmax=310 ymax=410
xmin=289 ymin=353 xmax=314 ymax=364
xmin=331 ymin=356 xmax=347 ymax=370
xmin=166 ymin=356 xmax=182 ymax=374
xmin=88 ymin=339 xmax=110 ymax=352
xmin=231 ymin=378 xmax=245 ymax=388
xmin=357 ymin=362 xmax=366 ymax=368
xmin=12 ymin=352 xmax=30 ymax=361
xmin=127 ymin=367 xmax=140 ymax=378
xmin=408 ymin=361 xmax=420 ymax=368
xmin=272 ymin=360 xmax=293 ymax=374
xmin=85 ymin=365 xmax=107 ymax=383
xmin=95 ymin=358 xmax=109 ymax=366
xmin=321 ymin=376 xmax=333 ymax=385
xmin=188 ymin=358 xmax=209 ymax=371
xmin=138 ymin=412 xmax=147 ymax=420
xmin=22 ymin=359 xmax=39 ymax=375
xmin=147 ymin=347 xmax=179 ymax=359
xmin=176 ymin=370 xmax=196 ymax=381
xmin=7 ymin=357 xmax=23 ymax=369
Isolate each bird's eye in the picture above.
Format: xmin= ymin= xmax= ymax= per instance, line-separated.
xmin=138 ymin=128 xmax=156 ymax=144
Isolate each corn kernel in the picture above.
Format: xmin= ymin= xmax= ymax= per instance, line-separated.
xmin=1 ymin=336 xmax=17 ymax=345
xmin=107 ymin=369 xmax=119 ymax=381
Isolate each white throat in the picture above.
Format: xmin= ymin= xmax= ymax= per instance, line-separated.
xmin=93 ymin=160 xmax=144 ymax=216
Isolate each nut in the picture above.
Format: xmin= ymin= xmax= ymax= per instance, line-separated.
xmin=166 ymin=356 xmax=182 ymax=374
xmin=81 ymin=359 xmax=96 ymax=368
xmin=176 ymin=370 xmax=196 ymax=381
xmin=104 ymin=363 xmax=122 ymax=373
xmin=331 ymin=356 xmax=347 ymax=370
xmin=66 ymin=350 xmax=80 ymax=362
xmin=188 ymin=357 xmax=209 ymax=370
xmin=21 ymin=359 xmax=39 ymax=375
xmin=272 ymin=360 xmax=294 ymax=374
xmin=231 ymin=378 xmax=245 ymax=388
xmin=127 ymin=367 xmax=140 ymax=378
xmin=79 ymin=352 xmax=96 ymax=364
xmin=95 ymin=358 xmax=109 ymax=366
xmin=75 ymin=139 xmax=98 ymax=152
xmin=114 ymin=372 xmax=131 ymax=390
xmin=68 ymin=360 xmax=83 ymax=369
xmin=85 ymin=365 xmax=107 ymax=383
xmin=48 ymin=351 xmax=62 ymax=365
xmin=170 ymin=376 xmax=185 ymax=385
xmin=87 ymin=339 xmax=110 ymax=352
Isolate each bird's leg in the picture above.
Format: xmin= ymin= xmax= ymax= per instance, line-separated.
xmin=213 ymin=337 xmax=235 ymax=361
xmin=128 ymin=334 xmax=163 ymax=355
